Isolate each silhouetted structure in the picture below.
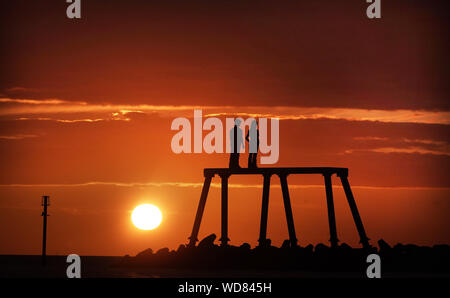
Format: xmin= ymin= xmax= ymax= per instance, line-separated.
xmin=228 ymin=119 xmax=243 ymax=169
xmin=245 ymin=120 xmax=259 ymax=168
xmin=188 ymin=167 xmax=370 ymax=249
xmin=41 ymin=195 xmax=50 ymax=266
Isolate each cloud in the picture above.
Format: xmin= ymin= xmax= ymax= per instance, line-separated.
xmin=402 ymin=138 xmax=447 ymax=146
xmin=0 ymin=181 xmax=448 ymax=191
xmin=0 ymin=98 xmax=78 ymax=105
xmin=345 ymin=147 xmax=450 ymax=157
xmin=4 ymin=87 xmax=40 ymax=94
xmin=353 ymin=137 xmax=447 ymax=146
xmin=0 ymin=134 xmax=39 ymax=140
xmin=204 ymin=109 xmax=450 ymax=125
xmin=0 ymin=97 xmax=449 ymax=125
xmin=346 ymin=136 xmax=449 ymax=156
xmin=17 ymin=117 xmax=129 ymax=123
xmin=353 ymin=136 xmax=389 ymax=141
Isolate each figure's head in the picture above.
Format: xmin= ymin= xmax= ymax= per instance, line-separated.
xmin=234 ymin=119 xmax=242 ymax=126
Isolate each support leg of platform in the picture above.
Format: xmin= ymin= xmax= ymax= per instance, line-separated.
xmin=219 ymin=174 xmax=230 ymax=247
xmin=323 ymin=173 xmax=339 ymax=248
xmin=258 ymin=174 xmax=271 ymax=247
xmin=188 ymin=176 xmax=212 ymax=247
xmin=279 ymin=174 xmax=298 ymax=247
xmin=339 ymin=174 xmax=370 ymax=249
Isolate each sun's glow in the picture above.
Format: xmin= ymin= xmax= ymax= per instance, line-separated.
xmin=131 ymin=204 xmax=162 ymax=230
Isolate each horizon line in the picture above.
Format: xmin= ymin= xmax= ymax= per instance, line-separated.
xmin=0 ymin=181 xmax=448 ymax=191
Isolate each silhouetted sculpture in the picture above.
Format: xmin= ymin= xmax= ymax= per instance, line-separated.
xmin=188 ymin=167 xmax=371 ymax=250
xmin=245 ymin=120 xmax=259 ymax=168
xmin=229 ymin=119 xmax=243 ymax=169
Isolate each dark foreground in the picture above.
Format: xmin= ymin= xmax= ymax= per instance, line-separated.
xmin=1 ymin=236 xmax=449 ymax=278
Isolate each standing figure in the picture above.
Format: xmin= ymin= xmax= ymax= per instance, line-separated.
xmin=246 ymin=120 xmax=259 ymax=168
xmin=229 ymin=119 xmax=243 ymax=169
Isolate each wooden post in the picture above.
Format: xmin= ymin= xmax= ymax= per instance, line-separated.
xmin=323 ymin=173 xmax=339 ymax=248
xmin=279 ymin=174 xmax=298 ymax=247
xmin=338 ymin=173 xmax=370 ymax=249
xmin=258 ymin=174 xmax=271 ymax=247
xmin=189 ymin=167 xmax=370 ymax=249
xmin=188 ymin=176 xmax=212 ymax=247
xmin=219 ymin=174 xmax=230 ymax=246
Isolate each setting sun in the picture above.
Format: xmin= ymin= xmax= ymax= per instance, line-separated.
xmin=131 ymin=204 xmax=163 ymax=230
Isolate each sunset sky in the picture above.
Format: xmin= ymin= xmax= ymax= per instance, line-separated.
xmin=0 ymin=0 xmax=449 ymax=256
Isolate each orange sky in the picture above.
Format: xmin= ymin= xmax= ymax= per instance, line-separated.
xmin=0 ymin=0 xmax=449 ymax=256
